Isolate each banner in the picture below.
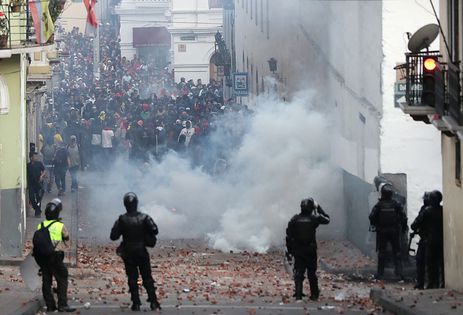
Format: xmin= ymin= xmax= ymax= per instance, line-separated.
xmin=84 ymin=0 xmax=98 ymax=37
xmin=29 ymin=0 xmax=54 ymax=44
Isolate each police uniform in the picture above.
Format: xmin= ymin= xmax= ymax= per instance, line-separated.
xmin=286 ymin=198 xmax=330 ymax=300
xmin=110 ymin=192 xmax=161 ymax=311
xmin=411 ymin=193 xmax=430 ymax=289
xmin=369 ymin=186 xmax=407 ymax=279
xmin=35 ymin=199 xmax=74 ymax=313
xmin=411 ymin=190 xmax=444 ymax=289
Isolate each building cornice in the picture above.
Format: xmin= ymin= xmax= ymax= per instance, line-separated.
xmin=169 ymin=27 xmax=222 ymax=34
xmin=172 ymin=9 xmax=223 ymax=14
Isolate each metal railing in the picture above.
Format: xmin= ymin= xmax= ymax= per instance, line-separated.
xmin=397 ymin=51 xmax=463 ymax=126
xmin=402 ymin=51 xmax=442 ymax=107
xmin=0 ymin=1 xmax=58 ymax=50
xmin=447 ymin=61 xmax=463 ymax=125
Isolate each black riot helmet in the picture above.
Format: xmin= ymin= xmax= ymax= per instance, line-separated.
xmin=45 ymin=198 xmax=63 ymax=220
xmin=123 ymin=192 xmax=138 ymax=213
xmin=380 ymin=184 xmax=393 ymax=200
xmin=428 ymin=190 xmax=442 ymax=206
xmin=300 ymin=198 xmax=315 ymax=214
xmin=422 ymin=191 xmax=431 ymax=206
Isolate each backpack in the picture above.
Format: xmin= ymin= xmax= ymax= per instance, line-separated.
xmin=32 ymin=221 xmax=58 ymax=257
xmin=54 ymin=148 xmax=67 ymax=167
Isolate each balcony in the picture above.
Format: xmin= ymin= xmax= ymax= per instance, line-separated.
xmin=397 ymin=51 xmax=463 ymax=134
xmin=0 ymin=1 xmax=63 ymax=54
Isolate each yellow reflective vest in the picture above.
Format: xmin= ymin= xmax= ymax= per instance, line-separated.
xmin=37 ymin=220 xmax=64 ymax=242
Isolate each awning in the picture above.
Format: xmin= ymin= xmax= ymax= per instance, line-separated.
xmin=133 ymin=27 xmax=171 ymax=47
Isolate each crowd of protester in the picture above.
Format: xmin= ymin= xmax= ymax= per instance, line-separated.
xmin=36 ymin=24 xmax=252 ymax=197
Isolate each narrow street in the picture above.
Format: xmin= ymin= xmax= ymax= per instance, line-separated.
xmin=2 ymin=1 xmax=463 ymax=315
xmin=0 ymin=175 xmax=402 ymax=314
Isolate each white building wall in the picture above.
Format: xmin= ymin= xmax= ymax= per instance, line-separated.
xmin=115 ymin=0 xmax=171 ymax=59
xmin=170 ymin=0 xmax=223 ymax=83
xmin=382 ymin=0 xmax=442 ymax=221
xmin=59 ymin=3 xmax=87 ymax=33
xmin=233 ymin=0 xmax=382 ymax=183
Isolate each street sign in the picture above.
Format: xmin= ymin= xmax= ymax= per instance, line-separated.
xmin=394 ymin=82 xmax=406 ymax=107
xmin=233 ymin=72 xmax=249 ymax=96
xmin=394 ymin=82 xmax=423 ymax=107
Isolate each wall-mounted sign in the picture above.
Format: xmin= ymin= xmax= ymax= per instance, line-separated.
xmin=233 ymin=72 xmax=249 ymax=96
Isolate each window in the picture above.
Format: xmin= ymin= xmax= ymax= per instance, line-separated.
xmin=0 ymin=75 xmax=10 ymax=115
xmin=456 ymin=139 xmax=461 ymax=185
xmin=260 ymin=0 xmax=264 ymax=32
xmin=448 ymin=0 xmax=459 ymax=62
xmin=180 ymin=34 xmax=196 ymax=41
xmin=266 ymin=0 xmax=270 ymax=39
xmin=255 ymin=0 xmax=258 ymax=25
xmin=250 ymin=0 xmax=253 ymax=19
xmin=178 ymin=44 xmax=186 ymax=52
xmin=209 ymin=0 xmax=223 ymax=8
xmin=256 ymin=69 xmax=259 ymax=96
xmin=251 ymin=64 xmax=254 ymax=94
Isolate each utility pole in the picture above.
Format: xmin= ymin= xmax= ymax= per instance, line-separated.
xmin=93 ymin=1 xmax=101 ymax=81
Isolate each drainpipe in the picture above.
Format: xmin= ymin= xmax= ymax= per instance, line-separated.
xmin=19 ymin=53 xmax=27 ymax=250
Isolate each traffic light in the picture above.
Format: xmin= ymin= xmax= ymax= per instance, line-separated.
xmin=421 ymin=56 xmax=441 ymax=107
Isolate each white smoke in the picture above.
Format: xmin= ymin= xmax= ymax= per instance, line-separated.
xmin=83 ymin=91 xmax=344 ymax=253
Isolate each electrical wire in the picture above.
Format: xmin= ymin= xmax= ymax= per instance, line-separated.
xmin=414 ymin=0 xmax=434 ymax=16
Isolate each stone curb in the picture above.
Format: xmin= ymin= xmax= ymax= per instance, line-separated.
xmin=370 ymin=288 xmax=427 ymax=315
xmin=7 ymin=296 xmax=44 ymax=315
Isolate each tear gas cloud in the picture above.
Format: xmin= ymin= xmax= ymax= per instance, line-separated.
xmin=82 ymin=91 xmax=344 ymax=253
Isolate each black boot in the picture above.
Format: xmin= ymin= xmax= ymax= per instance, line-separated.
xmin=309 ymin=277 xmax=320 ymax=301
xmin=131 ymin=303 xmax=141 ymax=311
xmin=57 ymin=305 xmax=76 ymax=312
xmin=294 ymin=281 xmax=303 ymax=300
xmin=150 ymin=301 xmax=161 ymax=311
xmin=145 ymin=283 xmax=161 ymax=310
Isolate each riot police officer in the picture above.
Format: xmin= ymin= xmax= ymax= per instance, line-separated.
xmin=411 ymin=190 xmax=444 ymax=288
xmin=411 ymin=192 xmax=430 ymax=289
xmin=286 ymin=198 xmax=330 ymax=301
xmin=35 ymin=199 xmax=75 ymax=313
xmin=369 ymin=184 xmax=407 ymax=280
xmin=110 ymin=192 xmax=161 ymax=311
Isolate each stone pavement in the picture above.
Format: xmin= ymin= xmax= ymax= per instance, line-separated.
xmin=2 ymin=176 xmax=463 ymax=315
xmin=371 ymin=287 xmax=463 ymax=315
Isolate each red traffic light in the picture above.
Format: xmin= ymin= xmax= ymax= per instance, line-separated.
xmin=424 ymin=58 xmax=438 ymax=71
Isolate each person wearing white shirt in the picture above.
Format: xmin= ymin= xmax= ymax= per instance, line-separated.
xmin=178 ymin=120 xmax=195 ymax=147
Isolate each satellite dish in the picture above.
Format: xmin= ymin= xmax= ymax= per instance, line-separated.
xmin=408 ymin=24 xmax=440 ymax=53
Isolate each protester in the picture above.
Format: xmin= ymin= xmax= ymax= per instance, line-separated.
xmin=53 ymin=142 xmax=69 ymax=197
xmin=27 ymin=152 xmax=46 ymax=217
xmin=40 ymin=139 xmax=56 ymax=193
xmin=67 ymin=135 xmax=80 ymax=192
xmin=40 ymin=24 xmax=239 ymax=175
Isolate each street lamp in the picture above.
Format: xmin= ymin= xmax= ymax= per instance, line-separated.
xmin=268 ymin=57 xmax=277 ymax=73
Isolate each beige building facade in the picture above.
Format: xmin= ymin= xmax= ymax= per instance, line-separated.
xmin=439 ymin=0 xmax=463 ymax=291
xmin=398 ymin=0 xmax=463 ymax=290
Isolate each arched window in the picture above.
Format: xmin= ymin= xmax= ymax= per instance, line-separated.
xmin=0 ymin=75 xmax=10 ymax=115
